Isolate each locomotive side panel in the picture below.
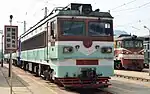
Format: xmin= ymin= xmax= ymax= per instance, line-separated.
xmin=21 ymin=31 xmax=46 ymax=51
xmin=20 ymin=31 xmax=47 ymax=62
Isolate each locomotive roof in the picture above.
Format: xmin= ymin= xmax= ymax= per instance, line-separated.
xmin=115 ymin=36 xmax=143 ymax=41
xmin=56 ymin=10 xmax=113 ymax=18
xmin=48 ymin=3 xmax=113 ymax=18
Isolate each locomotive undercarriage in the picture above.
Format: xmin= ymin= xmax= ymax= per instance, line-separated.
xmin=55 ymin=68 xmax=110 ymax=89
xmin=10 ymin=59 xmax=110 ymax=89
xmin=114 ymin=59 xmax=143 ymax=71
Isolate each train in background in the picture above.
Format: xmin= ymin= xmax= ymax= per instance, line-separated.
xmin=4 ymin=3 xmax=114 ymax=89
xmin=114 ymin=34 xmax=144 ymax=71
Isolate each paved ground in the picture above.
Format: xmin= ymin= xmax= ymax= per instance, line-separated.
xmin=105 ymin=77 xmax=150 ymax=94
xmin=1 ymin=63 xmax=150 ymax=94
xmin=0 ymin=65 xmax=33 ymax=94
xmin=0 ymin=67 xmax=10 ymax=94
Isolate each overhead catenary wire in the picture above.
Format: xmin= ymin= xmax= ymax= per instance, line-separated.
xmin=112 ymin=1 xmax=150 ymax=12
xmin=110 ymin=0 xmax=137 ymax=11
xmin=111 ymin=1 xmax=150 ymax=20
xmin=112 ymin=4 xmax=150 ymax=17
xmin=114 ymin=19 xmax=144 ymax=28
xmin=131 ymin=26 xmax=140 ymax=30
xmin=106 ymin=0 xmax=150 ymax=36
xmin=114 ymin=21 xmax=139 ymax=28
xmin=114 ymin=18 xmax=150 ymax=30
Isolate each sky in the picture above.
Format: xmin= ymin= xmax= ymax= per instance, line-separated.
xmin=0 ymin=0 xmax=150 ymax=37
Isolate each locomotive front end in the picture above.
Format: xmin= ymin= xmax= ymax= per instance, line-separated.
xmin=49 ymin=3 xmax=114 ymax=88
xmin=114 ymin=35 xmax=144 ymax=71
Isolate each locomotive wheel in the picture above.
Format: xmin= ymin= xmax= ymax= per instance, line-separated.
xmin=49 ymin=72 xmax=55 ymax=83
xmin=49 ymin=76 xmax=54 ymax=83
xmin=35 ymin=66 xmax=39 ymax=76
xmin=43 ymin=70 xmax=50 ymax=80
xmin=26 ymin=64 xmax=29 ymax=71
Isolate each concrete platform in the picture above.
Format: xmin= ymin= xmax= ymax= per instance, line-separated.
xmin=0 ymin=65 xmax=32 ymax=94
xmin=0 ymin=67 xmax=10 ymax=94
xmin=2 ymin=63 xmax=59 ymax=94
xmin=114 ymin=70 xmax=150 ymax=82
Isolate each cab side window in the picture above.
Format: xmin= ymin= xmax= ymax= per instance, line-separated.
xmin=114 ymin=41 xmax=117 ymax=48
xmin=51 ymin=20 xmax=56 ymax=39
xmin=117 ymin=41 xmax=122 ymax=48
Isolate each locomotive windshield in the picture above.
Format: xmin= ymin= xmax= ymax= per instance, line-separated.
xmin=62 ymin=21 xmax=85 ymax=36
xmin=60 ymin=20 xmax=113 ymax=37
xmin=88 ymin=22 xmax=112 ymax=36
xmin=124 ymin=40 xmax=143 ymax=48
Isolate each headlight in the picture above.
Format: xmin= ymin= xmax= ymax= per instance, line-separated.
xmin=101 ymin=47 xmax=112 ymax=53
xmin=63 ymin=46 xmax=73 ymax=53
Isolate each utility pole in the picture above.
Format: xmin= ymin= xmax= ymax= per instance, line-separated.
xmin=0 ymin=30 xmax=3 ymax=67
xmin=44 ymin=7 xmax=48 ymax=18
xmin=17 ymin=21 xmax=26 ymax=33
xmin=1 ymin=35 xmax=4 ymax=67
xmin=9 ymin=15 xmax=13 ymax=94
xmin=8 ymin=15 xmax=13 ymax=77
xmin=23 ymin=21 xmax=26 ymax=33
xmin=4 ymin=15 xmax=18 ymax=94
xmin=144 ymin=26 xmax=150 ymax=76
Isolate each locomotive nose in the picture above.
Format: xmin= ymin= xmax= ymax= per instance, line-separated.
xmin=83 ymin=39 xmax=93 ymax=48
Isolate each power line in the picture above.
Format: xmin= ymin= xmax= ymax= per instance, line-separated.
xmin=131 ymin=26 xmax=140 ymax=30
xmin=114 ymin=20 xmax=142 ymax=28
xmin=110 ymin=0 xmax=137 ymax=11
xmin=112 ymin=4 xmax=150 ymax=17
xmin=112 ymin=7 xmax=137 ymax=12
xmin=112 ymin=1 xmax=150 ymax=17
xmin=114 ymin=17 xmax=150 ymax=28
xmin=112 ymin=1 xmax=150 ymax=12
xmin=139 ymin=1 xmax=150 ymax=8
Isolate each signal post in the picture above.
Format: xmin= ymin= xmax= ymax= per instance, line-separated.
xmin=4 ymin=15 xmax=18 ymax=94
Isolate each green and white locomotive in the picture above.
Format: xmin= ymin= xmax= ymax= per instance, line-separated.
xmin=6 ymin=3 xmax=114 ymax=88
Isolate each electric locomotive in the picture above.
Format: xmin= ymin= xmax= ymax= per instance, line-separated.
xmin=6 ymin=3 xmax=114 ymax=88
xmin=114 ymin=34 xmax=144 ymax=71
